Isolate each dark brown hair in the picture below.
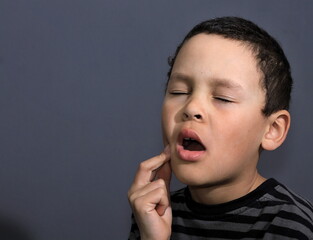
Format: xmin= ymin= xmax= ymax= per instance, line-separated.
xmin=167 ymin=17 xmax=292 ymax=116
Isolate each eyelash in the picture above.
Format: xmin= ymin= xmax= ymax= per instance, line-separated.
xmin=169 ymin=91 xmax=189 ymax=95
xmin=214 ymin=97 xmax=233 ymax=103
xmin=169 ymin=92 xmax=234 ymax=103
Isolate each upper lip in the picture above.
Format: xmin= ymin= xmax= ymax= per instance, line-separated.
xmin=177 ymin=128 xmax=206 ymax=149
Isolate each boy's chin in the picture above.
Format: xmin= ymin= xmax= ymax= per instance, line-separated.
xmin=171 ymin=165 xmax=207 ymax=187
xmin=171 ymin=162 xmax=226 ymax=189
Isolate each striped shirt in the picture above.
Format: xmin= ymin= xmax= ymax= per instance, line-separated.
xmin=129 ymin=179 xmax=313 ymax=239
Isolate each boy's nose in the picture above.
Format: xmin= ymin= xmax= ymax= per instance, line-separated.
xmin=183 ymin=112 xmax=202 ymax=121
xmin=181 ymin=94 xmax=207 ymax=122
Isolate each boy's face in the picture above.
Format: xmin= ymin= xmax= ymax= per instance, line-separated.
xmin=162 ymin=34 xmax=270 ymax=187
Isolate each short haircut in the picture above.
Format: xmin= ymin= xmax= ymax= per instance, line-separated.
xmin=167 ymin=17 xmax=293 ymax=116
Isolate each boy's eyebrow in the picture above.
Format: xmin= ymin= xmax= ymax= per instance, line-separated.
xmin=170 ymin=72 xmax=243 ymax=90
xmin=210 ymin=78 xmax=243 ymax=91
xmin=169 ymin=72 xmax=193 ymax=82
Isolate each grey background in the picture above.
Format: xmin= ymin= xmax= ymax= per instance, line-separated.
xmin=0 ymin=0 xmax=312 ymax=239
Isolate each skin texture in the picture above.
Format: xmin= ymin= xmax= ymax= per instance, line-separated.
xmin=162 ymin=34 xmax=269 ymax=204
xmin=128 ymin=147 xmax=172 ymax=240
xmin=128 ymin=33 xmax=290 ymax=239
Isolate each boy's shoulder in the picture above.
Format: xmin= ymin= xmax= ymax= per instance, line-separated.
xmin=169 ymin=179 xmax=313 ymax=239
xmin=258 ymin=179 xmax=313 ymax=238
xmin=260 ymin=179 xmax=312 ymax=209
xmin=259 ymin=179 xmax=313 ymax=223
xmin=170 ymin=178 xmax=313 ymax=214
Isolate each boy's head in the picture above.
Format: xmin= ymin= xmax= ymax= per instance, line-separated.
xmin=162 ymin=17 xmax=291 ymax=188
xmin=167 ymin=17 xmax=293 ymax=117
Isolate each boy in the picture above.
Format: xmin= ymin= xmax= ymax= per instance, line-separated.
xmin=128 ymin=17 xmax=313 ymax=239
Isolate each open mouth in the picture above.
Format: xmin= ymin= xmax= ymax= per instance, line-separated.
xmin=177 ymin=129 xmax=206 ymax=161
xmin=178 ymin=128 xmax=206 ymax=151
xmin=182 ymin=138 xmax=206 ymax=151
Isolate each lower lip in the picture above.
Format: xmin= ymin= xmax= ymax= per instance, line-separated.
xmin=176 ymin=145 xmax=205 ymax=161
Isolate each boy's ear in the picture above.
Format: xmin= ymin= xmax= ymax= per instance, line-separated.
xmin=261 ymin=110 xmax=291 ymax=151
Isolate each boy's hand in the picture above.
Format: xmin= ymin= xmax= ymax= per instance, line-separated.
xmin=128 ymin=146 xmax=172 ymax=240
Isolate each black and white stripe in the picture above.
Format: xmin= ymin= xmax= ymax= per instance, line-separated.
xmin=129 ymin=179 xmax=313 ymax=239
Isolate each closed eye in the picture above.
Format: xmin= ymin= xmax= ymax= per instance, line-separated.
xmin=214 ymin=97 xmax=233 ymax=103
xmin=169 ymin=91 xmax=189 ymax=95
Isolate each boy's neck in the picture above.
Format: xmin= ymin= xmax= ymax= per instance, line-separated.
xmin=188 ymin=173 xmax=266 ymax=205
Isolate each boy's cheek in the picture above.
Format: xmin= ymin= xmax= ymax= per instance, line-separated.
xmin=161 ymin=124 xmax=172 ymax=146
xmin=161 ymin=114 xmax=170 ymax=145
xmin=161 ymin=116 xmax=174 ymax=147
xmin=162 ymin=131 xmax=169 ymax=146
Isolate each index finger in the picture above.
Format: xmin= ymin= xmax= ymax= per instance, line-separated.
xmin=132 ymin=147 xmax=170 ymax=188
